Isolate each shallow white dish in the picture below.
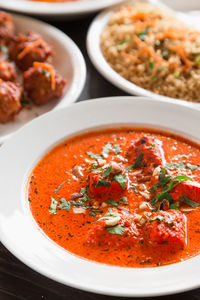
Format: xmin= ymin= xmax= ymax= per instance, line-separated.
xmin=0 ymin=14 xmax=86 ymax=143
xmin=0 ymin=96 xmax=200 ymax=297
xmin=0 ymin=0 xmax=125 ymax=19
xmin=87 ymin=0 xmax=200 ymax=107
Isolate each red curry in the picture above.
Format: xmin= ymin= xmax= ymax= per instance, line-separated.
xmin=28 ymin=128 xmax=200 ymax=267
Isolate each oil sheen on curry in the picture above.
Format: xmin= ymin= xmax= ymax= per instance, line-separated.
xmin=28 ymin=128 xmax=200 ymax=267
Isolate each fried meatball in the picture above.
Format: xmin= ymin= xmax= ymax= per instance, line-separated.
xmin=0 ymin=11 xmax=15 ymax=45
xmin=9 ymin=31 xmax=54 ymax=71
xmin=0 ymin=81 xmax=22 ymax=123
xmin=0 ymin=60 xmax=16 ymax=81
xmin=23 ymin=63 xmax=66 ymax=105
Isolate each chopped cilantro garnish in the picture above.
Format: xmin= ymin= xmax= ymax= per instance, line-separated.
xmin=150 ymin=169 xmax=191 ymax=207
xmin=125 ymin=153 xmax=143 ymax=172
xmin=148 ymin=60 xmax=154 ymax=72
xmin=54 ymin=180 xmax=66 ymax=194
xmin=148 ymin=215 xmax=164 ymax=222
xmin=102 ymin=165 xmax=112 ymax=178
xmin=172 ymin=154 xmax=190 ymax=160
xmin=186 ymin=163 xmax=200 ymax=171
xmin=169 ymin=202 xmax=179 ymax=210
xmin=49 ymin=197 xmax=57 ymax=214
xmin=89 ymin=211 xmax=96 ymax=217
xmin=132 ymin=184 xmax=138 ymax=193
xmin=106 ymin=198 xmax=120 ymax=207
xmin=59 ymin=198 xmax=71 ymax=210
xmin=42 ymin=69 xmax=50 ymax=78
xmin=114 ymin=144 xmax=121 ymax=154
xmin=80 ymin=187 xmax=91 ymax=202
xmin=120 ymin=196 xmax=128 ymax=203
xmin=106 ymin=224 xmax=125 ymax=235
xmin=137 ymin=27 xmax=149 ymax=41
xmin=102 ymin=143 xmax=112 ymax=158
xmin=95 ymin=178 xmax=111 ymax=188
xmin=165 ymin=162 xmax=186 ymax=170
xmin=173 ymin=72 xmax=179 ymax=78
xmin=113 ymin=173 xmax=127 ymax=190
xmin=86 ymin=152 xmax=102 ymax=160
xmin=118 ymin=37 xmax=132 ymax=46
xmin=179 ymin=195 xmax=200 ymax=207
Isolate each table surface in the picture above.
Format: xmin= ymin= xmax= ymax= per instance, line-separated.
xmin=1 ymin=11 xmax=200 ymax=300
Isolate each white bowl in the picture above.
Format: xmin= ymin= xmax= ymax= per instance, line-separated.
xmin=0 ymin=0 xmax=125 ymax=19
xmin=86 ymin=0 xmax=200 ymax=107
xmin=0 ymin=96 xmax=200 ymax=297
xmin=0 ymin=14 xmax=86 ymax=143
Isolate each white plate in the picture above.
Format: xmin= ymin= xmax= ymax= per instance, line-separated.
xmin=0 ymin=14 xmax=86 ymax=143
xmin=0 ymin=0 xmax=125 ymax=19
xmin=86 ymin=0 xmax=200 ymax=107
xmin=0 ymin=96 xmax=200 ymax=297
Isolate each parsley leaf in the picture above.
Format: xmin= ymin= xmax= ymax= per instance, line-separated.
xmin=106 ymin=224 xmax=125 ymax=235
xmin=106 ymin=198 xmax=120 ymax=207
xmin=80 ymin=187 xmax=91 ymax=202
xmin=54 ymin=180 xmax=66 ymax=194
xmin=89 ymin=211 xmax=96 ymax=217
xmin=114 ymin=144 xmax=121 ymax=154
xmin=114 ymin=173 xmax=127 ymax=190
xmin=102 ymin=165 xmax=112 ymax=178
xmin=120 ymin=196 xmax=128 ymax=203
xmin=186 ymin=163 xmax=200 ymax=171
xmin=86 ymin=152 xmax=102 ymax=160
xmin=49 ymin=197 xmax=57 ymax=214
xmin=42 ymin=69 xmax=50 ymax=78
xmin=165 ymin=162 xmax=186 ymax=170
xmin=59 ymin=198 xmax=71 ymax=210
xmin=0 ymin=45 xmax=8 ymax=54
xmin=172 ymin=154 xmax=190 ymax=160
xmin=148 ymin=215 xmax=164 ymax=222
xmin=102 ymin=143 xmax=112 ymax=158
xmin=137 ymin=27 xmax=149 ymax=40
xmin=96 ymin=179 xmax=111 ymax=188
xmin=118 ymin=37 xmax=132 ymax=46
xmin=125 ymin=153 xmax=143 ymax=172
xmin=179 ymin=195 xmax=200 ymax=207
xmin=150 ymin=169 xmax=191 ymax=207
xmin=132 ymin=184 xmax=138 ymax=193
xmin=169 ymin=202 xmax=179 ymax=210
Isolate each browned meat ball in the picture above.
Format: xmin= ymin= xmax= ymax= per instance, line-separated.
xmin=0 ymin=60 xmax=16 ymax=81
xmin=0 ymin=11 xmax=15 ymax=45
xmin=0 ymin=81 xmax=22 ymax=123
xmin=9 ymin=31 xmax=54 ymax=71
xmin=23 ymin=63 xmax=66 ymax=105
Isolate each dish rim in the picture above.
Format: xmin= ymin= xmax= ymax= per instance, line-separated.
xmin=0 ymin=0 xmax=125 ymax=16
xmin=1 ymin=96 xmax=200 ymax=297
xmin=86 ymin=0 xmax=200 ymax=107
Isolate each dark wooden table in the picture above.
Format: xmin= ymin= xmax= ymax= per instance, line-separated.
xmin=1 ymin=13 xmax=200 ymax=300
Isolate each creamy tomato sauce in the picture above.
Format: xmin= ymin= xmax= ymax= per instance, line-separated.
xmin=28 ymin=128 xmax=200 ymax=267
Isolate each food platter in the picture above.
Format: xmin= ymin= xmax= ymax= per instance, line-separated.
xmin=0 ymin=13 xmax=86 ymax=143
xmin=87 ymin=0 xmax=200 ymax=106
xmin=0 ymin=0 xmax=125 ymax=19
xmin=0 ymin=96 xmax=200 ymax=297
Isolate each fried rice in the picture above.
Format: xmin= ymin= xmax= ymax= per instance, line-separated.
xmin=100 ymin=1 xmax=200 ymax=102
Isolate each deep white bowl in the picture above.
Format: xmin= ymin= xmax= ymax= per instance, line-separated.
xmin=0 ymin=96 xmax=200 ymax=297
